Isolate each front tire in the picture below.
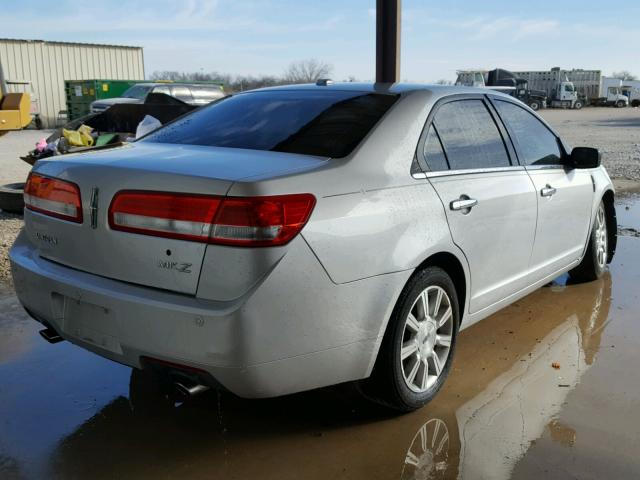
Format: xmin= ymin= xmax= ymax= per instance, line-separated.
xmin=361 ymin=267 xmax=459 ymax=412
xmin=569 ymin=202 xmax=608 ymax=282
xmin=574 ymin=100 xmax=584 ymax=110
xmin=529 ymin=100 xmax=540 ymax=111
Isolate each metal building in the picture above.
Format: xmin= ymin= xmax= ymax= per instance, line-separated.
xmin=0 ymin=38 xmax=144 ymax=128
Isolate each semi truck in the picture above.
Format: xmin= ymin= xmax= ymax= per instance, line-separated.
xmin=455 ymin=68 xmax=547 ymax=110
xmin=512 ymin=68 xmax=629 ymax=108
xmin=457 ymin=68 xmax=583 ymax=109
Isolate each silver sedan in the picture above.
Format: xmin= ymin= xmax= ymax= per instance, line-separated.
xmin=10 ymin=83 xmax=616 ymax=411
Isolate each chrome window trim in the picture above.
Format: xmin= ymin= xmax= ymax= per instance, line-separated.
xmin=423 ymin=165 xmax=526 ymax=179
xmin=524 ymin=164 xmax=566 ymax=171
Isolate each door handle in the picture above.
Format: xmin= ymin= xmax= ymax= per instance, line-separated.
xmin=450 ymin=198 xmax=478 ymax=211
xmin=541 ymin=185 xmax=557 ymax=197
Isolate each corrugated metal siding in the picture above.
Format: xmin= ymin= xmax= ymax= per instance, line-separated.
xmin=0 ymin=38 xmax=144 ymax=128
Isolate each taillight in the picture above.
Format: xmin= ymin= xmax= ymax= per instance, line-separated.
xmin=211 ymin=194 xmax=316 ymax=246
xmin=108 ymin=191 xmax=315 ymax=247
xmin=24 ymin=173 xmax=83 ymax=223
xmin=108 ymin=191 xmax=222 ymax=242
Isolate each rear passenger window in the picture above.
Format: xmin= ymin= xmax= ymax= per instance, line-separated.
xmin=494 ymin=100 xmax=562 ymax=165
xmin=423 ymin=126 xmax=449 ymax=171
xmin=434 ymin=100 xmax=511 ymax=170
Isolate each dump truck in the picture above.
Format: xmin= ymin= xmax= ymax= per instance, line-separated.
xmin=455 ymin=68 xmax=547 ymax=110
xmin=512 ymin=68 xmax=629 ymax=108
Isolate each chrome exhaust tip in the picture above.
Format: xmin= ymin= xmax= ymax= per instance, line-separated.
xmin=39 ymin=327 xmax=64 ymax=343
xmin=39 ymin=327 xmax=64 ymax=344
xmin=174 ymin=381 xmax=209 ymax=398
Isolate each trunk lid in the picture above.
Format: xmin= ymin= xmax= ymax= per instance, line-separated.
xmin=26 ymin=142 xmax=327 ymax=294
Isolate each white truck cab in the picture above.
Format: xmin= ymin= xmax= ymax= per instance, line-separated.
xmin=601 ymin=77 xmax=629 ymax=107
xmin=551 ymin=82 xmax=582 ymax=109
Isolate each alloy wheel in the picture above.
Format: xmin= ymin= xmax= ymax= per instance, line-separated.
xmin=400 ymin=286 xmax=454 ymax=393
xmin=595 ymin=204 xmax=607 ymax=269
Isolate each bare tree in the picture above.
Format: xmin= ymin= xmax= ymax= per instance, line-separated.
xmin=283 ymin=59 xmax=333 ymax=84
xmin=612 ymin=70 xmax=637 ymax=81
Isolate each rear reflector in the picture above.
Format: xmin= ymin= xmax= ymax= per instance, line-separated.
xmin=109 ymin=191 xmax=316 ymax=247
xmin=24 ymin=173 xmax=83 ymax=223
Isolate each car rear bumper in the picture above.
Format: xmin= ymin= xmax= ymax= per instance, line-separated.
xmin=10 ymin=232 xmax=409 ymax=398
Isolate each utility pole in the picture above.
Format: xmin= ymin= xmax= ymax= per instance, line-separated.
xmin=376 ymin=0 xmax=401 ymax=83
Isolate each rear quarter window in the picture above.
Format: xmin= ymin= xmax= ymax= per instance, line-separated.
xmin=142 ymin=90 xmax=398 ymax=158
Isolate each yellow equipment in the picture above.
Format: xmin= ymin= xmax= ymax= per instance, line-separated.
xmin=0 ymin=92 xmax=32 ymax=131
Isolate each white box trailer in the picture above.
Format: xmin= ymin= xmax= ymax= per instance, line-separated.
xmin=512 ymin=68 xmax=628 ymax=107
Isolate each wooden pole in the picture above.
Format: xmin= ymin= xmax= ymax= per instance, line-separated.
xmin=376 ymin=0 xmax=401 ymax=83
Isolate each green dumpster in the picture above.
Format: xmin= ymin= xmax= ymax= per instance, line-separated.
xmin=65 ymin=79 xmax=143 ymax=120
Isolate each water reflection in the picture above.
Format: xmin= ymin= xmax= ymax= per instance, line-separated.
xmin=401 ymin=418 xmax=450 ymax=480
xmin=43 ymin=273 xmax=611 ymax=479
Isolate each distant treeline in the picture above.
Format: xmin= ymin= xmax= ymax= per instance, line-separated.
xmin=149 ymin=59 xmax=340 ymax=92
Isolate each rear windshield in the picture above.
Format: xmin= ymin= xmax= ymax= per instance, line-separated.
xmin=142 ymin=90 xmax=398 ymax=158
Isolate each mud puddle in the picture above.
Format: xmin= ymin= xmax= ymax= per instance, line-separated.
xmin=1 ymin=198 xmax=639 ymax=479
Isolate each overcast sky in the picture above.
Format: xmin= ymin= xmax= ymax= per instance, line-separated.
xmin=2 ymin=0 xmax=639 ymax=81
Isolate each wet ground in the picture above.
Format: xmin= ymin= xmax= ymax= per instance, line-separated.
xmin=1 ymin=194 xmax=639 ymax=480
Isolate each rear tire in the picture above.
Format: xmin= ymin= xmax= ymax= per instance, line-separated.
xmin=360 ymin=267 xmax=459 ymax=412
xmin=0 ymin=183 xmax=25 ymax=214
xmin=569 ymin=202 xmax=608 ymax=282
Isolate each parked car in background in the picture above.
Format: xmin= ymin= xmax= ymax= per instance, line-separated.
xmin=11 ymin=83 xmax=616 ymax=412
xmin=89 ymin=82 xmax=225 ymax=113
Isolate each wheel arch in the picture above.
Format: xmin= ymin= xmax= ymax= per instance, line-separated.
xmin=364 ymin=249 xmax=469 ymax=388
xmin=413 ymin=252 xmax=467 ymax=322
xmin=375 ymin=250 xmax=469 ymax=348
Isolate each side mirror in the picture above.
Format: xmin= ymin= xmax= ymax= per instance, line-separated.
xmin=570 ymin=147 xmax=601 ymax=169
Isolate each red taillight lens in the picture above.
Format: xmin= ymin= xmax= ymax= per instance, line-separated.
xmin=109 ymin=191 xmax=222 ymax=242
xmin=211 ymin=194 xmax=316 ymax=246
xmin=108 ymin=191 xmax=315 ymax=247
xmin=24 ymin=173 xmax=83 ymax=223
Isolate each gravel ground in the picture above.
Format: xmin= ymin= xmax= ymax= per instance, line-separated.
xmin=0 ymin=212 xmax=23 ymax=284
xmin=0 ymin=108 xmax=639 ymax=284
xmin=539 ymin=107 xmax=640 ymax=180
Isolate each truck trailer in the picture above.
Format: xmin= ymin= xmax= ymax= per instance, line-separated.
xmin=455 ymin=69 xmax=547 ymax=110
xmin=512 ymin=68 xmax=629 ymax=108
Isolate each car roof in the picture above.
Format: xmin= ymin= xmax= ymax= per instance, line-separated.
xmin=248 ymin=82 xmax=511 ymax=99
